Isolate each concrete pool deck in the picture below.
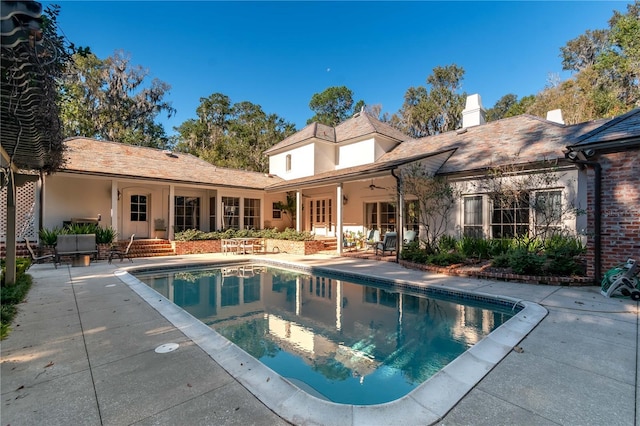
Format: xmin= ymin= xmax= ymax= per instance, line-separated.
xmin=1 ymin=253 xmax=638 ymax=425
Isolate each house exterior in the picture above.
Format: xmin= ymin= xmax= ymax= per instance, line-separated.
xmin=2 ymin=94 xmax=638 ymax=283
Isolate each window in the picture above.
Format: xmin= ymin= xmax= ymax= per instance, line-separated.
xmin=244 ymin=198 xmax=260 ymax=229
xmin=222 ymin=196 xmax=240 ymax=229
xmin=130 ymin=195 xmax=147 ymax=222
xmin=365 ymin=202 xmax=397 ymax=234
xmin=463 ymin=196 xmax=483 ymax=238
xmin=380 ymin=202 xmax=396 ymax=234
xmin=272 ymin=202 xmax=282 ymax=219
xmin=535 ymin=190 xmax=563 ymax=235
xmin=491 ymin=193 xmax=529 ymax=238
xmin=285 ymin=154 xmax=292 ymax=172
xmin=174 ymin=196 xmax=200 ymax=231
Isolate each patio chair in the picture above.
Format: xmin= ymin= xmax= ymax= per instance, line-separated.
xmin=404 ymin=230 xmax=417 ymax=244
xmin=24 ymin=237 xmax=57 ymax=268
xmin=375 ymin=232 xmax=397 ymax=256
xmin=365 ymin=229 xmax=380 ymax=251
xmin=108 ymin=234 xmax=135 ymax=264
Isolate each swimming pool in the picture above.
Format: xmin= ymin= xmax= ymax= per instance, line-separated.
xmin=117 ymin=259 xmax=547 ymax=424
xmin=135 ymin=263 xmax=514 ymax=404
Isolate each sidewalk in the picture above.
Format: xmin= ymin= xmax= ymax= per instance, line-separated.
xmin=1 ymin=254 xmax=638 ymax=425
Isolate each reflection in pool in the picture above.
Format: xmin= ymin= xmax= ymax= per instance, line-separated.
xmin=134 ymin=264 xmax=514 ymax=405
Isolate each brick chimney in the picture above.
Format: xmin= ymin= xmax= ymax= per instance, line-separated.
xmin=462 ymin=94 xmax=486 ymax=128
xmin=546 ymin=109 xmax=564 ymax=124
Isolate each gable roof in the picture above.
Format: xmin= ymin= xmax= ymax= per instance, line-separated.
xmin=567 ymin=108 xmax=640 ymax=150
xmin=264 ymin=112 xmax=406 ymax=154
xmin=379 ymin=115 xmax=606 ymax=175
xmin=61 ymin=138 xmax=282 ymax=190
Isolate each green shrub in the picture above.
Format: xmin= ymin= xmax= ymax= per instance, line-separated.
xmin=400 ymin=241 xmax=428 ymax=263
xmin=174 ymin=227 xmax=315 ymax=242
xmin=489 ymin=238 xmax=513 ymax=257
xmin=427 ymin=252 xmax=465 ymax=266
xmin=508 ymin=248 xmax=545 ymax=275
xmin=544 ymin=235 xmax=586 ymax=276
xmin=437 ymin=235 xmax=457 ymax=253
xmin=0 ymin=273 xmax=32 ymax=340
xmin=95 ymin=226 xmax=118 ymax=244
xmin=491 ymin=252 xmax=511 ymax=268
xmin=458 ymin=236 xmax=492 ymax=259
xmin=64 ymin=223 xmax=99 ymax=235
xmin=39 ymin=227 xmax=62 ymax=246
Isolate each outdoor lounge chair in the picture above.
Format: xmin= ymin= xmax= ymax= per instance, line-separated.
xmin=24 ymin=237 xmax=57 ymax=268
xmin=404 ymin=230 xmax=417 ymax=244
xmin=365 ymin=229 xmax=380 ymax=251
xmin=375 ymin=232 xmax=397 ymax=256
xmin=109 ymin=234 xmax=135 ymax=264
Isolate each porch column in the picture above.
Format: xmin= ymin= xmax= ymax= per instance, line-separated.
xmin=111 ymin=180 xmax=118 ymax=234
xmin=336 ymin=183 xmax=343 ymax=255
xmin=5 ymin=171 xmax=16 ymax=285
xmin=295 ymin=190 xmax=302 ymax=232
xmin=168 ymin=185 xmax=175 ymax=240
xmin=397 ymin=190 xmax=405 ymax=245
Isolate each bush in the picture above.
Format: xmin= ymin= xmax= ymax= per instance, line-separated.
xmin=544 ymin=235 xmax=586 ymax=276
xmin=437 ymin=235 xmax=457 ymax=253
xmin=489 ymin=238 xmax=513 ymax=257
xmin=400 ymin=241 xmax=429 ymax=263
xmin=173 ymin=227 xmax=314 ymax=242
xmin=491 ymin=252 xmax=511 ymax=268
xmin=427 ymin=252 xmax=466 ymax=266
xmin=457 ymin=236 xmax=492 ymax=259
xmin=39 ymin=227 xmax=61 ymax=246
xmin=95 ymin=226 xmax=117 ymax=244
xmin=508 ymin=247 xmax=545 ymax=275
xmin=64 ymin=223 xmax=99 ymax=235
xmin=0 ymin=272 xmax=33 ymax=340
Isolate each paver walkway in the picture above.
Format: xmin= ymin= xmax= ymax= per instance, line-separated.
xmin=1 ymin=254 xmax=638 ymax=425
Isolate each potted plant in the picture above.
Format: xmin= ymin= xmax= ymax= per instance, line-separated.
xmin=154 ymin=218 xmax=167 ymax=239
xmin=95 ymin=227 xmax=118 ymax=260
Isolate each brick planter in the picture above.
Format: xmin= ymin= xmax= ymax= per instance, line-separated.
xmin=171 ymin=239 xmax=323 ymax=256
xmin=398 ymin=260 xmax=594 ymax=286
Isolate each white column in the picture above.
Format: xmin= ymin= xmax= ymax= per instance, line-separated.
xmin=336 ymin=184 xmax=343 ymax=255
xmin=111 ymin=180 xmax=119 ymax=233
xmin=335 ymin=280 xmax=342 ymax=331
xmin=295 ymin=190 xmax=302 ymax=232
xmin=168 ymin=185 xmax=175 ymax=240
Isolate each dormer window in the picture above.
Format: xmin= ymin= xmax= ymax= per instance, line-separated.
xmin=285 ymin=154 xmax=292 ymax=172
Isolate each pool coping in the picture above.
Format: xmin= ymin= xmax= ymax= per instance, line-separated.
xmin=115 ymin=259 xmax=548 ymax=426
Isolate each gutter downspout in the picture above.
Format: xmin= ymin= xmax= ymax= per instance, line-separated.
xmin=573 ymin=160 xmax=602 ymax=284
xmin=391 ymin=168 xmax=401 ymax=263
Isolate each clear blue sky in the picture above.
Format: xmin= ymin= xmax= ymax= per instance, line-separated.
xmin=50 ymin=1 xmax=625 ymax=135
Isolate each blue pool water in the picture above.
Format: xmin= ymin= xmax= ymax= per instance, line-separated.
xmin=134 ymin=264 xmax=514 ymax=405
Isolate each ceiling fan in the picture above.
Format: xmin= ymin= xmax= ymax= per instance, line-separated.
xmin=367 ymin=180 xmax=386 ymax=191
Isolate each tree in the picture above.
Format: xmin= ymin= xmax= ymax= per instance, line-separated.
xmin=399 ymin=162 xmax=458 ymax=253
xmin=174 ymin=94 xmax=295 ymax=173
xmin=486 ymin=94 xmax=537 ymax=122
xmin=59 ymin=50 xmax=175 ymax=148
xmin=274 ymin=192 xmax=297 ymax=228
xmin=393 ymin=65 xmax=466 ymax=137
xmin=307 ymin=86 xmax=363 ymax=126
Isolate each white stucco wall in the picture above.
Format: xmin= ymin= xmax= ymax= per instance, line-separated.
xmin=269 ymin=143 xmax=316 ymax=180
xmin=336 ymin=138 xmax=376 ymax=169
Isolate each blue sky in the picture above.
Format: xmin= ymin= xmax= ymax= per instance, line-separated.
xmin=51 ymin=1 xmax=625 ymax=135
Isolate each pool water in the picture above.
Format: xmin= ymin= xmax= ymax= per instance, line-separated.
xmin=134 ymin=264 xmax=514 ymax=405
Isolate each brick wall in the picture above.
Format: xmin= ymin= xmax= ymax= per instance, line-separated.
xmin=584 ymin=150 xmax=640 ymax=279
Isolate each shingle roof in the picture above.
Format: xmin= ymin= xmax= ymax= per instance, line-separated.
xmin=264 ymin=112 xmax=406 ymax=154
xmin=62 ymin=138 xmax=283 ymax=189
xmin=568 ymin=108 xmax=640 ymax=148
xmin=379 ymin=115 xmax=606 ymax=174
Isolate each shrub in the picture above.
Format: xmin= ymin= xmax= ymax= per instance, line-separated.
xmin=508 ymin=247 xmax=545 ymax=275
xmin=458 ymin=236 xmax=492 ymax=259
xmin=95 ymin=226 xmax=117 ymax=244
xmin=0 ymin=272 xmax=32 ymax=340
xmin=64 ymin=223 xmax=99 ymax=235
xmin=491 ymin=252 xmax=511 ymax=268
xmin=437 ymin=235 xmax=457 ymax=253
xmin=400 ymin=241 xmax=429 ymax=263
xmin=39 ymin=227 xmax=62 ymax=246
xmin=174 ymin=228 xmax=314 ymax=242
xmin=544 ymin=235 xmax=586 ymax=276
xmin=489 ymin=238 xmax=513 ymax=257
xmin=427 ymin=252 xmax=465 ymax=266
